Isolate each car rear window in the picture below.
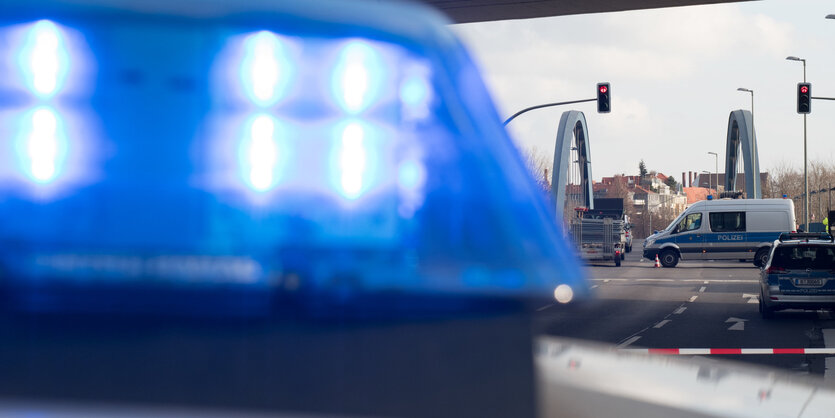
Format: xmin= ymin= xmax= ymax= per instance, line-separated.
xmin=771 ymin=245 xmax=835 ymax=270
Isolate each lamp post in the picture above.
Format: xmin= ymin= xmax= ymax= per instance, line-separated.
xmin=786 ymin=55 xmax=808 ymax=229
xmin=736 ymin=88 xmax=755 ymax=197
xmin=707 ymin=152 xmax=718 ymax=197
xmin=701 ymin=170 xmax=712 ymax=199
xmin=736 ymin=87 xmax=754 ymax=123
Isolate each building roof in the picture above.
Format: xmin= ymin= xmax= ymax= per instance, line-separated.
xmin=632 ymin=185 xmax=655 ymax=196
xmin=683 ymin=187 xmax=716 ymax=205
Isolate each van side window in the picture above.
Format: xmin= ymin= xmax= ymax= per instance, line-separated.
xmin=677 ymin=213 xmax=702 ymax=232
xmin=709 ymin=212 xmax=746 ymax=232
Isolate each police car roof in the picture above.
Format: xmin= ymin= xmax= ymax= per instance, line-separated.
xmin=776 ymin=232 xmax=834 ymax=244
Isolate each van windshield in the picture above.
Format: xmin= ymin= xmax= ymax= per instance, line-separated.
xmin=665 ymin=214 xmax=685 ymax=232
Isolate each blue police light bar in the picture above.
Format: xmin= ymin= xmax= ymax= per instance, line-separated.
xmin=0 ymin=0 xmax=589 ymax=316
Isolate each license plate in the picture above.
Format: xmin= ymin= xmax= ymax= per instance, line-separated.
xmin=795 ymin=278 xmax=824 ymax=287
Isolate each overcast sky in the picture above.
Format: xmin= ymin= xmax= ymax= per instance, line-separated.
xmin=451 ymin=0 xmax=835 ymax=183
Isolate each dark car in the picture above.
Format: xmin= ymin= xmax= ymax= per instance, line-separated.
xmin=759 ymin=233 xmax=835 ymax=318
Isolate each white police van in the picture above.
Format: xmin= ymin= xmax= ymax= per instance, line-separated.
xmin=643 ymin=199 xmax=796 ymax=267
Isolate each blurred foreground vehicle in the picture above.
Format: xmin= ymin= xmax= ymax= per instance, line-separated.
xmin=0 ymin=0 xmax=587 ymax=417
xmin=0 ymin=0 xmax=587 ymax=316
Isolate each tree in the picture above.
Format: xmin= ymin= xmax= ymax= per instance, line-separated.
xmin=521 ymin=146 xmax=552 ymax=194
xmin=770 ymin=161 xmax=803 ymax=222
xmin=638 ymin=160 xmax=648 ymax=179
xmin=664 ymin=175 xmax=678 ymax=189
xmin=768 ymin=159 xmax=835 ymax=224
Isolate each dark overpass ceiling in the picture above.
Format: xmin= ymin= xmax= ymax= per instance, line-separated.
xmin=423 ymin=0 xmax=755 ymax=23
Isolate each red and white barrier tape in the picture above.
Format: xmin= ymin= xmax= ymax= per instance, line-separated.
xmin=620 ymin=348 xmax=835 ymax=355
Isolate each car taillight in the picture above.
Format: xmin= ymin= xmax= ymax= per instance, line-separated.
xmin=766 ymin=266 xmax=787 ymax=274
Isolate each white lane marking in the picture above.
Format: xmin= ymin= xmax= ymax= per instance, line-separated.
xmin=603 ymin=279 xmax=610 ymax=283
xmin=704 ymin=280 xmax=709 ymax=284
xmin=673 ymin=306 xmax=687 ymax=315
xmin=725 ymin=317 xmax=747 ymax=331
xmin=742 ymin=293 xmax=759 ymax=304
xmin=699 ymin=286 xmax=706 ymax=293
xmin=725 ymin=317 xmax=748 ymax=323
xmin=824 ymin=329 xmax=835 ymax=381
xmin=617 ymin=336 xmax=641 ymax=348
xmin=688 ymin=296 xmax=698 ymax=302
xmin=727 ymin=322 xmax=745 ymax=331
xmin=653 ymin=320 xmax=671 ymax=329
xmin=590 ymin=284 xmax=599 ymax=289
xmin=536 ymin=304 xmax=554 ymax=312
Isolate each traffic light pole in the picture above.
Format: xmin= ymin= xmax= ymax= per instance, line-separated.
xmin=503 ymin=98 xmax=595 ymax=126
xmin=803 ymin=63 xmax=808 ymax=230
xmin=804 ymin=113 xmax=808 ymax=228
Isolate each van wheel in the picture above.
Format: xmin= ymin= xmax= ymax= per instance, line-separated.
xmin=660 ymin=250 xmax=678 ymax=268
xmin=754 ymin=248 xmax=770 ymax=267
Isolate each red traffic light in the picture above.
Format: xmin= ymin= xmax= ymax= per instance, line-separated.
xmin=596 ymin=82 xmax=611 ymax=113
xmin=801 ymin=86 xmax=808 ymax=94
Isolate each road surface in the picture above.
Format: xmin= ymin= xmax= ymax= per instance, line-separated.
xmin=536 ymin=240 xmax=835 ymax=379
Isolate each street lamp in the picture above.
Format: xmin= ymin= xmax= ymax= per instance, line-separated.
xmin=737 ymin=87 xmax=753 ymax=114
xmin=701 ymin=170 xmax=712 ymax=199
xmin=786 ymin=55 xmax=809 ymax=229
xmin=707 ymin=152 xmax=718 ymax=197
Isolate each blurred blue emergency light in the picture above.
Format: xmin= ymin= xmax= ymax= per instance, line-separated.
xmin=0 ymin=0 xmax=588 ymax=316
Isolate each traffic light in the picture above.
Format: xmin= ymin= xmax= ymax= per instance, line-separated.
xmin=597 ymin=82 xmax=610 ymax=113
xmin=797 ymin=82 xmax=811 ymax=114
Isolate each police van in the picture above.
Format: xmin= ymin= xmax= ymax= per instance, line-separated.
xmin=643 ymin=199 xmax=796 ymax=267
